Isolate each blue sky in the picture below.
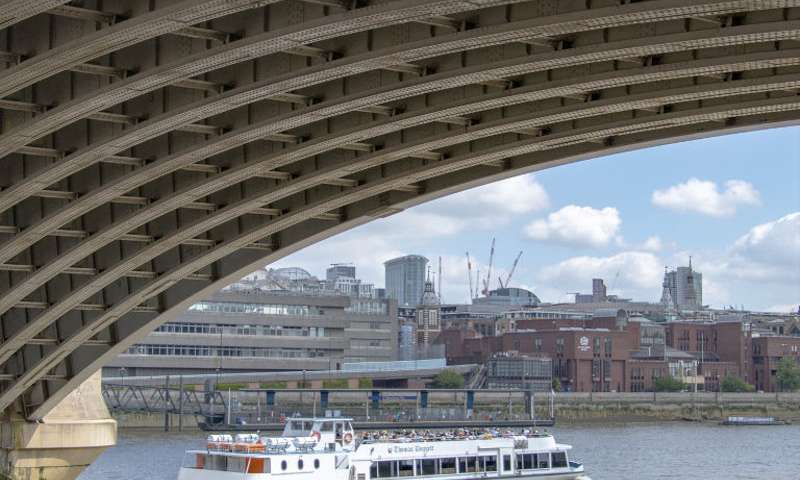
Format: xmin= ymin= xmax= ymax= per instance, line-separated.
xmin=274 ymin=126 xmax=800 ymax=312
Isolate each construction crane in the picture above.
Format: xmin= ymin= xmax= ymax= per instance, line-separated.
xmin=482 ymin=237 xmax=496 ymax=296
xmin=465 ymin=252 xmax=474 ymax=302
xmin=475 ymin=266 xmax=480 ymax=299
xmin=498 ymin=251 xmax=523 ymax=289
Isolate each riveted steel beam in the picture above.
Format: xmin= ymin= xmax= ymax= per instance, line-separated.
xmin=0 ymin=76 xmax=795 ymax=374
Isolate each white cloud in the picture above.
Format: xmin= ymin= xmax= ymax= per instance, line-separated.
xmin=463 ymin=174 xmax=550 ymax=214
xmin=524 ymin=205 xmax=621 ymax=248
xmin=425 ymin=174 xmax=550 ymax=228
xmin=651 ymin=178 xmax=761 ymax=217
xmin=693 ymin=212 xmax=800 ymax=285
xmin=641 ymin=236 xmax=663 ymax=252
xmin=536 ymin=251 xmax=664 ymax=302
xmin=732 ymin=212 xmax=800 ymax=267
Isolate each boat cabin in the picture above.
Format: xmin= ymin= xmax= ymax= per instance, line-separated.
xmin=282 ymin=417 xmax=357 ymax=451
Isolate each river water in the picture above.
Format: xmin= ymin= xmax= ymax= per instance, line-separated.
xmin=79 ymin=422 xmax=800 ymax=479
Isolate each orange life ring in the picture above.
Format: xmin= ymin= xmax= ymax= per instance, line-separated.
xmin=344 ymin=433 xmax=353 ymax=444
xmin=311 ymin=431 xmax=321 ymax=442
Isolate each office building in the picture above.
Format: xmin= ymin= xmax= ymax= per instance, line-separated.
xmin=661 ymin=261 xmax=703 ymax=310
xmin=106 ymin=281 xmax=397 ymax=376
xmin=384 ymin=255 xmax=428 ymax=306
xmin=326 ymin=264 xmax=357 ymax=283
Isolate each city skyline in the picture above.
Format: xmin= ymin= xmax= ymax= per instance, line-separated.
xmin=273 ymin=127 xmax=800 ymax=312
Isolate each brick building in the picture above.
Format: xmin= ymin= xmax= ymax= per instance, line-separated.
xmin=438 ymin=313 xmax=761 ymax=393
xmin=751 ymin=336 xmax=800 ymax=392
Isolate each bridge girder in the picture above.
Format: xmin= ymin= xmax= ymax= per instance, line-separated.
xmin=0 ymin=0 xmax=798 ymax=422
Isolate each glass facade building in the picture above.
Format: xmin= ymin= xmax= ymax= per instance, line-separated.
xmin=384 ymin=255 xmax=428 ymax=307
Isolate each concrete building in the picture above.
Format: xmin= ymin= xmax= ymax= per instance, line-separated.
xmin=575 ymin=279 xmax=608 ymax=304
xmin=662 ymin=262 xmax=703 ymax=311
xmin=326 ymin=263 xmax=357 ymax=283
xmin=384 ymin=255 xmax=429 ymax=307
xmin=106 ymin=288 xmax=397 ymax=376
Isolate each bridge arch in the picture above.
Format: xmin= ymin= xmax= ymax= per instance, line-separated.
xmin=0 ymin=0 xmax=798 ymax=426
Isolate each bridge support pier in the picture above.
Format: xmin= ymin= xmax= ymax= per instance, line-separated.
xmin=0 ymin=372 xmax=116 ymax=480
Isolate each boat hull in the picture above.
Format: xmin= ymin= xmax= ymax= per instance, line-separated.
xmin=177 ymin=467 xmax=589 ymax=480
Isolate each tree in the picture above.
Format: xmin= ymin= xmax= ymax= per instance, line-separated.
xmin=720 ymin=376 xmax=755 ymax=393
xmin=551 ymin=378 xmax=562 ymax=392
xmin=432 ymin=369 xmax=465 ymax=389
xmin=776 ymin=357 xmax=800 ymax=392
xmin=653 ymin=376 xmax=684 ymax=392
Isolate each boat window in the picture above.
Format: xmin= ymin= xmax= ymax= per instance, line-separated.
xmin=226 ymin=457 xmax=248 ymax=473
xmin=537 ymin=454 xmax=550 ymax=469
xmin=484 ymin=456 xmax=497 ymax=472
xmin=298 ymin=459 xmax=304 ymax=470
xmin=209 ymin=456 xmax=225 ymax=472
xmin=417 ymin=459 xmax=437 ymax=475
xmin=552 ymin=452 xmax=568 ymax=468
xmin=503 ymin=455 xmax=511 ymax=471
xmin=459 ymin=457 xmax=477 ymax=473
xmin=281 ymin=460 xmax=287 ymax=471
xmin=398 ymin=460 xmax=414 ymax=477
xmin=290 ymin=421 xmax=303 ymax=431
xmin=314 ymin=459 xmax=321 ymax=469
xmin=370 ymin=463 xmax=378 ymax=478
xmin=440 ymin=458 xmax=456 ymax=474
xmin=517 ymin=454 xmax=534 ymax=470
xmin=378 ymin=461 xmax=396 ymax=477
xmin=321 ymin=422 xmax=334 ymax=432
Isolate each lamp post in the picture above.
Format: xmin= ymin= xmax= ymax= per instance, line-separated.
xmin=119 ymin=367 xmax=127 ymax=386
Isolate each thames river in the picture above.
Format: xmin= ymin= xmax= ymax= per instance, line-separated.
xmin=79 ymin=422 xmax=800 ymax=479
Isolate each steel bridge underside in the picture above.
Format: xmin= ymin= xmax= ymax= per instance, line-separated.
xmin=0 ymin=0 xmax=799 ymax=422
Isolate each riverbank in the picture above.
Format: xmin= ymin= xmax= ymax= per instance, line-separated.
xmin=113 ymin=391 xmax=800 ymax=428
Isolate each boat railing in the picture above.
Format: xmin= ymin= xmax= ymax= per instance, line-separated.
xmin=359 ymin=430 xmax=551 ymax=444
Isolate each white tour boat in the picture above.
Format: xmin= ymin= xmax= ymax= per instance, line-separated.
xmin=177 ymin=417 xmax=590 ymax=480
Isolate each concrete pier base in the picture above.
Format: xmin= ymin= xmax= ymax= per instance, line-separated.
xmin=0 ymin=372 xmax=117 ymax=480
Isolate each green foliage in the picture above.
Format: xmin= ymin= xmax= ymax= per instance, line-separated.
xmin=776 ymin=357 xmax=800 ymax=392
xmin=653 ymin=376 xmax=685 ymax=392
xmin=322 ymin=379 xmax=349 ymax=389
xmin=259 ymin=381 xmax=287 ymax=389
xmin=720 ymin=376 xmax=755 ymax=393
xmin=432 ymin=369 xmax=465 ymax=389
xmin=551 ymin=378 xmax=562 ymax=392
xmin=215 ymin=383 xmax=246 ymax=391
xmin=358 ymin=378 xmax=373 ymax=389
